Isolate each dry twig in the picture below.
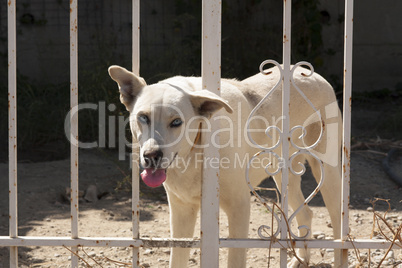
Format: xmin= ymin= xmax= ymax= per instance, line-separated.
xmin=367 ymin=198 xmax=402 ymax=267
xmin=63 ymin=246 xmax=93 ymax=267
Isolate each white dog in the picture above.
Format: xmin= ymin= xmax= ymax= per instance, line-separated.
xmin=109 ymin=65 xmax=342 ymax=268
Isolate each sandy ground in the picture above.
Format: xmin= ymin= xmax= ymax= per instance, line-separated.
xmin=0 ymin=147 xmax=401 ymax=268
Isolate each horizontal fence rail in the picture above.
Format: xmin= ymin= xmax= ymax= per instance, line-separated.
xmin=4 ymin=0 xmax=399 ymax=268
xmin=0 ymin=237 xmax=398 ymax=250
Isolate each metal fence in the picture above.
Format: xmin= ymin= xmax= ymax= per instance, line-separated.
xmin=2 ymin=0 xmax=400 ymax=267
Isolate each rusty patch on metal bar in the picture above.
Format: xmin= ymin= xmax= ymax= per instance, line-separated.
xmin=283 ymin=34 xmax=289 ymax=43
xmin=142 ymin=239 xmax=199 ymax=248
xmin=344 ymin=146 xmax=349 ymax=159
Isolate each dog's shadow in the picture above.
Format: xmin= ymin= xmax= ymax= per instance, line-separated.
xmin=256 ymin=163 xmax=325 ymax=207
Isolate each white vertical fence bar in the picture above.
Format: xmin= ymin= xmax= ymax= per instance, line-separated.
xmin=341 ymin=0 xmax=354 ymax=267
xmin=280 ymin=0 xmax=292 ymax=266
xmin=131 ymin=1 xmax=140 ymax=267
xmin=200 ymin=0 xmax=221 ymax=267
xmin=70 ymin=0 xmax=79 ymax=266
xmin=132 ymin=0 xmax=140 ymax=76
xmin=8 ymin=0 xmax=18 ymax=267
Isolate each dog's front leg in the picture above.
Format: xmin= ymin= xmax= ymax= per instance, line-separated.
xmin=166 ymin=191 xmax=199 ymax=268
xmin=222 ymin=191 xmax=251 ymax=268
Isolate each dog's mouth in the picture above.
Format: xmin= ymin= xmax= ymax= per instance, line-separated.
xmin=140 ymin=153 xmax=177 ymax=187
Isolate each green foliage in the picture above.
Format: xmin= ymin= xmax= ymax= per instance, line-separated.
xmin=141 ymin=0 xmax=334 ymax=82
xmin=0 ymin=62 xmax=126 ymax=160
xmin=77 ymin=61 xmax=127 ymax=143
xmin=221 ymin=0 xmax=327 ymax=79
xmin=0 ymin=74 xmax=67 ymax=146
xmin=142 ymin=0 xmax=202 ymax=83
xmin=292 ymin=0 xmax=324 ymax=67
xmin=0 ymin=74 xmax=68 ymax=160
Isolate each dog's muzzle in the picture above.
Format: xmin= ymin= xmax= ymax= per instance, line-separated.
xmin=143 ymin=149 xmax=163 ymax=169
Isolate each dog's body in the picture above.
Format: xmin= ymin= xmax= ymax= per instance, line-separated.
xmin=109 ymin=65 xmax=342 ymax=268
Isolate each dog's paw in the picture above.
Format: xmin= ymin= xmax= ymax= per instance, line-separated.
xmin=288 ymin=257 xmax=309 ymax=268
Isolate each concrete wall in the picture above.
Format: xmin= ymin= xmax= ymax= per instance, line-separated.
xmin=353 ymin=0 xmax=402 ymax=91
xmin=320 ymin=0 xmax=402 ymax=92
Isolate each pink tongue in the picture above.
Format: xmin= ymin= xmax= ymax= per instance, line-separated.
xmin=140 ymin=169 xmax=166 ymax=187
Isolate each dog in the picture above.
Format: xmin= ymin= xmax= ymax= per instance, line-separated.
xmin=109 ymin=64 xmax=342 ymax=268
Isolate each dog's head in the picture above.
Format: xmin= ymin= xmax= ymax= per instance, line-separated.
xmin=108 ymin=65 xmax=233 ymax=187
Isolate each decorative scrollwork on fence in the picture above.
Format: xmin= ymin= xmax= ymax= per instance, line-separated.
xmin=246 ymin=60 xmax=326 ymax=240
xmin=245 ymin=60 xmax=283 ymax=152
xmin=246 ymin=150 xmax=281 ymax=238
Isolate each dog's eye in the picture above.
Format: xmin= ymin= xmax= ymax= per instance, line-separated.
xmin=170 ymin=118 xmax=183 ymax=127
xmin=138 ymin=114 xmax=150 ymax=124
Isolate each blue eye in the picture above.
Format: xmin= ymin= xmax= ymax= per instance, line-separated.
xmin=138 ymin=114 xmax=149 ymax=124
xmin=170 ymin=118 xmax=183 ymax=127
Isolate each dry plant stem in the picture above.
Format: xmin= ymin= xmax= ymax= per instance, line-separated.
xmin=31 ymin=262 xmax=55 ymax=267
xmin=375 ymin=212 xmax=402 ymax=246
xmin=82 ymin=246 xmax=103 ymax=267
xmin=368 ymin=202 xmax=378 ymax=267
xmin=351 ymin=139 xmax=402 ymax=150
xmin=369 ymin=198 xmax=402 ymax=267
xmin=63 ymin=245 xmax=132 ymax=267
xmin=377 ymin=226 xmax=402 ymax=267
xmin=267 ymin=202 xmax=276 ymax=268
xmin=63 ymin=246 xmax=93 ymax=267
xmin=258 ymin=186 xmax=307 ymax=267
xmin=103 ymin=256 xmax=132 ymax=266
xmin=272 ymin=202 xmax=307 ymax=266
xmin=353 ymin=150 xmax=387 ymax=156
xmin=369 ymin=199 xmax=381 ymax=267
xmin=255 ymin=186 xmax=280 ymax=267
xmin=373 ymin=198 xmax=401 ymax=246
xmin=348 ymin=234 xmax=362 ymax=265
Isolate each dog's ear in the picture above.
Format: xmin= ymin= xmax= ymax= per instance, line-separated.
xmin=108 ymin=65 xmax=147 ymax=110
xmin=189 ymin=90 xmax=233 ymax=117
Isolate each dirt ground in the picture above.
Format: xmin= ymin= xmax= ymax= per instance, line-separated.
xmin=0 ymin=144 xmax=401 ymax=268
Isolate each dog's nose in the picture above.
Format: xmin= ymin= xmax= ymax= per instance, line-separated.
xmin=143 ymin=149 xmax=163 ymax=168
